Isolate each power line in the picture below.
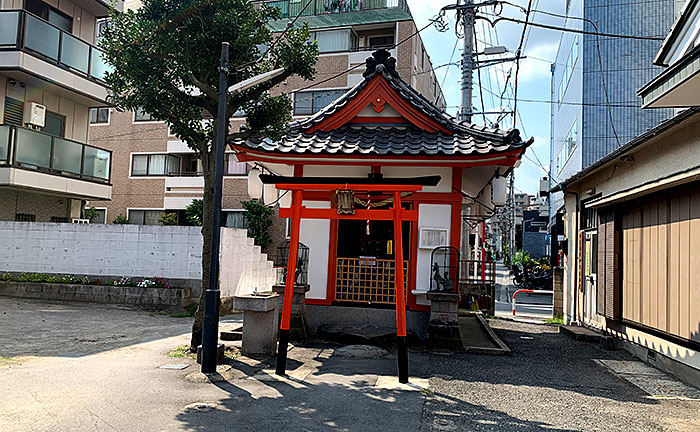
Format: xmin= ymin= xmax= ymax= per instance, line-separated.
xmin=296 ymin=16 xmax=444 ymax=93
xmin=255 ymin=0 xmax=315 ymax=66
xmin=473 ymin=26 xmax=488 ymax=125
xmin=481 ymin=15 xmax=665 ymax=41
xmin=512 ymin=0 xmax=533 ymax=129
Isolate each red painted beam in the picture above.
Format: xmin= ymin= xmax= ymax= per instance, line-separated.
xmin=278 ymin=207 xmax=418 ymax=222
xmin=274 ymin=183 xmax=424 ymax=192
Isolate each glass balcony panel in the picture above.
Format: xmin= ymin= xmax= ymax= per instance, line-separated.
xmin=83 ymin=146 xmax=111 ymax=180
xmin=60 ymin=33 xmax=89 ymax=73
xmin=15 ymin=128 xmax=52 ymax=169
xmin=52 ymin=138 xmax=83 ymax=175
xmin=24 ymin=14 xmax=60 ymax=61
xmin=0 ymin=126 xmax=10 ymax=163
xmin=90 ymin=48 xmax=111 ymax=80
xmin=0 ymin=11 xmax=19 ymax=47
xmin=269 ymin=0 xmax=290 ymax=17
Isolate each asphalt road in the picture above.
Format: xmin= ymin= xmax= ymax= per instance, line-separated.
xmin=494 ymin=263 xmax=553 ymax=320
xmin=2 ymin=297 xmax=698 ymax=431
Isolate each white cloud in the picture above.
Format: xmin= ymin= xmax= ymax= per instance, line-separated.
xmin=518 ymin=42 xmax=558 ymax=82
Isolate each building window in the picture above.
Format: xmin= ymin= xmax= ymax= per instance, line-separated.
xmin=367 ymin=35 xmax=393 ymax=49
xmin=294 ymin=90 xmax=345 ymax=115
xmin=134 ymin=108 xmax=157 ymax=122
xmin=131 ymin=154 xmax=181 ymax=176
xmin=25 ymin=0 xmax=72 ymax=32
xmin=90 ymin=208 xmax=106 ymax=224
xmin=128 ymin=209 xmax=162 ymax=225
xmin=557 ymin=35 xmax=578 ymax=103
xmin=43 ymin=111 xmax=65 ymax=137
xmin=179 ymin=153 xmax=201 ymax=175
xmin=89 ymin=107 xmax=110 ymax=124
xmin=223 ymin=210 xmax=246 ymax=229
xmin=557 ymin=120 xmax=577 ymax=173
xmin=225 ymin=153 xmax=248 ymax=175
xmin=95 ymin=19 xmax=108 ymax=44
xmin=312 ymin=29 xmax=351 ymax=53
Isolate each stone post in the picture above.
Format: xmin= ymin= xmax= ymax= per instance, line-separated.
xmin=272 ymin=284 xmax=310 ymax=341
xmin=233 ymin=292 xmax=281 ymax=356
xmin=426 ymin=291 xmax=462 ymax=349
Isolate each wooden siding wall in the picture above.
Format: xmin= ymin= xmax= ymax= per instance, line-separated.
xmin=620 ymin=182 xmax=700 ymax=344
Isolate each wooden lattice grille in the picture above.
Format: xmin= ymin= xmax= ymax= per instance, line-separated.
xmin=335 ymin=257 xmax=408 ymax=304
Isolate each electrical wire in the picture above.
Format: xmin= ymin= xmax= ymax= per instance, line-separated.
xmin=472 ymin=25 xmax=488 ymax=125
xmin=481 ymin=15 xmax=665 ymax=41
xmin=296 ymin=14 xmax=447 ymax=93
xmin=259 ymin=0 xmax=315 ymax=64
xmin=512 ymin=0 xmax=533 ymax=129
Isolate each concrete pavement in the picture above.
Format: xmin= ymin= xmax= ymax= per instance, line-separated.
xmin=1 ymin=297 xmax=698 ymax=431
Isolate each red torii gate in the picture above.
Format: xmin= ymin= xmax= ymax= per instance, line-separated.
xmin=263 ymin=174 xmax=441 ymax=383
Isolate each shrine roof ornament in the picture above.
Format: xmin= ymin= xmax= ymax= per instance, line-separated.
xmin=232 ymin=49 xmax=533 ymax=160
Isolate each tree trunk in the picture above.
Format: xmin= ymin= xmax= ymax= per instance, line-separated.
xmin=189 ymin=144 xmax=217 ymax=351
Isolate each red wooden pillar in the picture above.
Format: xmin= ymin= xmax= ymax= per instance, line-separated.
xmin=481 ymin=221 xmax=486 ymax=283
xmin=392 ymin=191 xmax=408 ymax=383
xmin=275 ymin=189 xmax=303 ymax=376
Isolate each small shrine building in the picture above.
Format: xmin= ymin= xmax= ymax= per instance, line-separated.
xmin=231 ymin=50 xmax=532 ymax=378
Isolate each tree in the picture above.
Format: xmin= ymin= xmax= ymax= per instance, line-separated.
xmin=101 ymin=0 xmax=318 ymax=350
xmin=185 ymin=199 xmax=203 ymax=226
xmin=83 ymin=206 xmax=100 ymax=222
xmin=241 ymin=199 xmax=273 ymax=249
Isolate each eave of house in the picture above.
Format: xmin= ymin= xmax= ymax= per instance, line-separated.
xmin=638 ymin=44 xmax=700 ymax=108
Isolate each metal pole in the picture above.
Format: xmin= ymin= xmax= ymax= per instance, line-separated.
xmin=392 ymin=192 xmax=408 ymax=383
xmin=460 ymin=0 xmax=474 ymax=123
xmin=509 ymin=172 xmax=515 ymax=264
xmin=201 ymin=42 xmax=229 ymax=374
xmin=276 ymin=189 xmax=303 ymax=376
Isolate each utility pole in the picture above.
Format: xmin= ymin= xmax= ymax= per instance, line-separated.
xmin=460 ymin=0 xmax=474 ymax=123
xmin=509 ymin=172 xmax=515 ymax=263
xmin=200 ymin=42 xmax=229 ymax=374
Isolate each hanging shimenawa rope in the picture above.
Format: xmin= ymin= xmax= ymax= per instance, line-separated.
xmin=353 ymin=191 xmax=413 ymax=208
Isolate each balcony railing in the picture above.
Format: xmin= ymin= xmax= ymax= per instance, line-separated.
xmin=0 ymin=125 xmax=111 ymax=183
xmin=0 ymin=10 xmax=111 ymax=82
xmin=262 ymin=0 xmax=407 ymax=18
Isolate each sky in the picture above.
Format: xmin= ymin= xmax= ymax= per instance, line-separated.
xmin=406 ymin=0 xmax=568 ymax=195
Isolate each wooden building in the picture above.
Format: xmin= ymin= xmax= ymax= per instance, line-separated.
xmin=231 ymin=50 xmax=531 ymax=343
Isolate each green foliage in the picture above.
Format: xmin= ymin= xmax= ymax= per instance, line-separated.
xmin=545 ymin=317 xmax=564 ymax=325
xmin=112 ymin=214 xmax=129 ymax=224
xmin=241 ymin=199 xmax=273 ymax=249
xmin=513 ymin=250 xmax=538 ymax=269
xmin=158 ymin=212 xmax=179 ymax=226
xmin=1 ymin=272 xmax=12 ymax=281
xmin=185 ymin=199 xmax=203 ymax=226
xmin=100 ymin=0 xmax=318 ymax=147
xmin=83 ymin=206 xmax=101 ymax=222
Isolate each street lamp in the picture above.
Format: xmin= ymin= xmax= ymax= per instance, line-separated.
xmin=200 ymin=43 xmax=285 ymax=374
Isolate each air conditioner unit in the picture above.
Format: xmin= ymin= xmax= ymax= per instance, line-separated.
xmin=72 ymin=218 xmax=90 ymax=224
xmin=24 ymin=102 xmax=46 ymax=128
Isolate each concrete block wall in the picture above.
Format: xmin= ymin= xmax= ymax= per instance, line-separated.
xmin=0 ymin=222 xmax=276 ymax=299
xmin=219 ymin=228 xmax=276 ymax=297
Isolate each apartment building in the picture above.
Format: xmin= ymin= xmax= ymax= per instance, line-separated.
xmin=87 ymin=0 xmax=446 ymax=247
xmin=0 ymin=0 xmax=121 ymax=222
xmin=548 ymin=0 xmax=681 ymax=218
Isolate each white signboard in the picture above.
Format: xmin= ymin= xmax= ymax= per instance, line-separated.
xmin=419 ymin=227 xmax=448 ymax=249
